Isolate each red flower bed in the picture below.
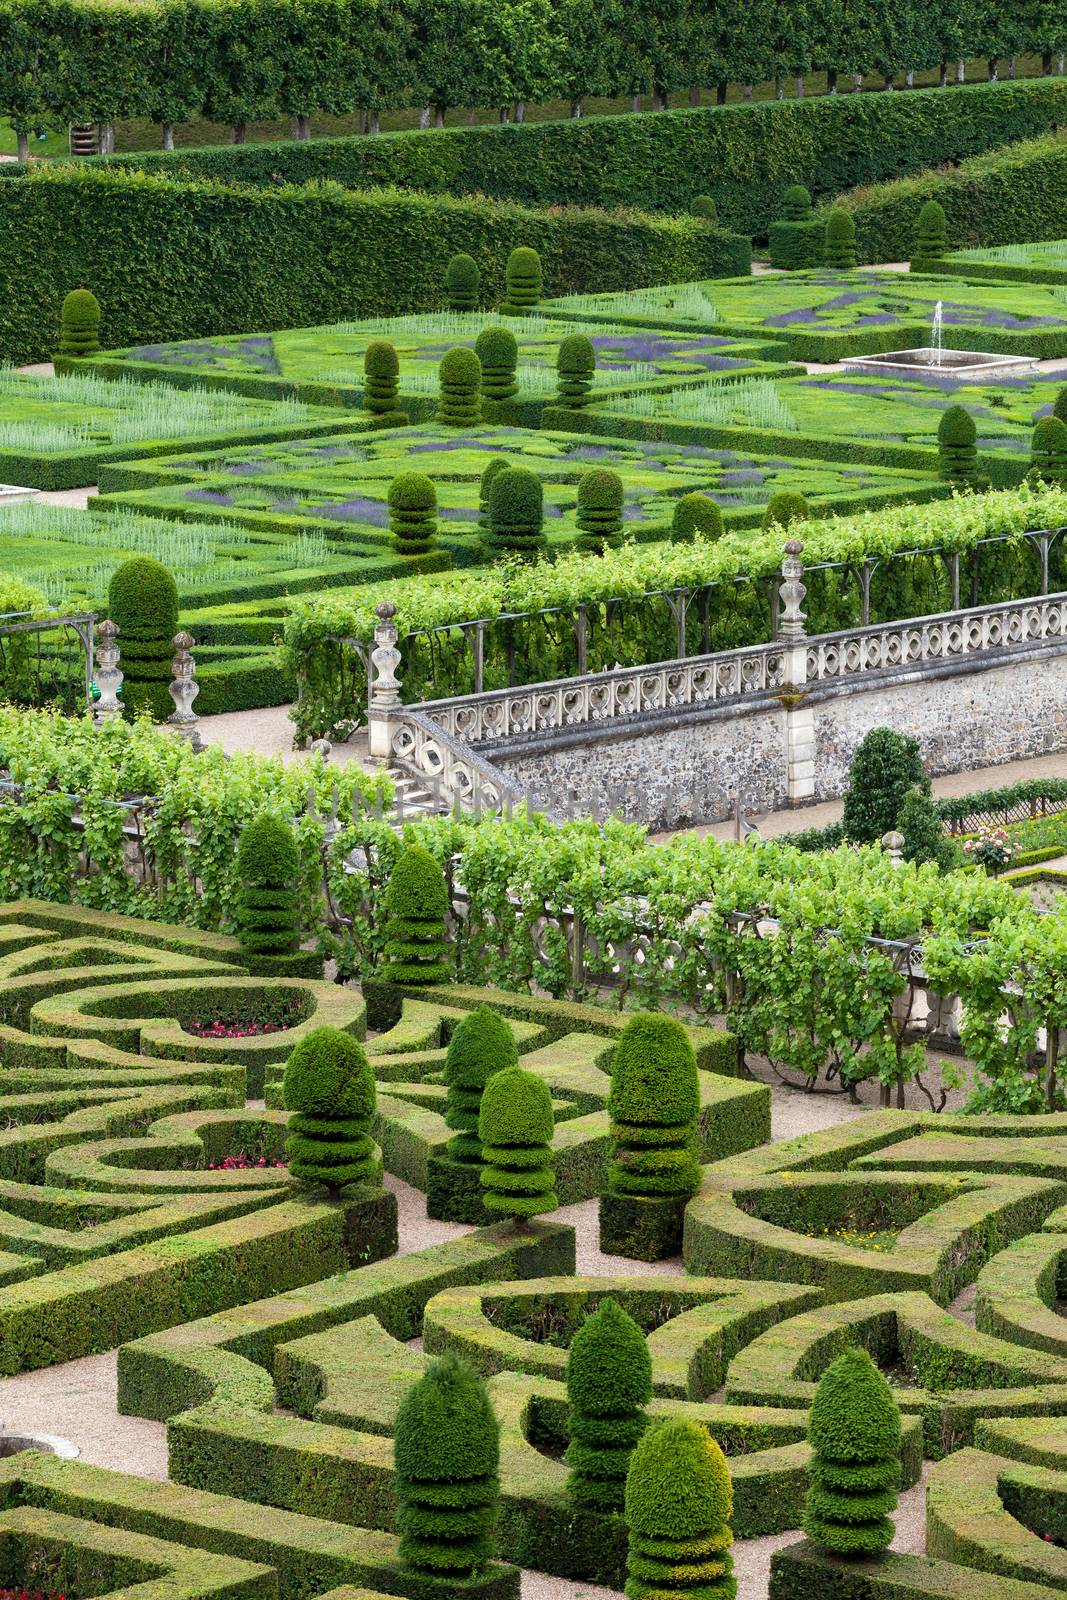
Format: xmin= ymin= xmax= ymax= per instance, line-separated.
xmin=1 ymin=1590 xmax=68 ymax=1599
xmin=188 ymin=1019 xmax=288 ymax=1039
xmin=208 ymin=1154 xmax=288 ymax=1170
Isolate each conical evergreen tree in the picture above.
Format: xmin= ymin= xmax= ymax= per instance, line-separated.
xmin=803 ymin=1347 xmax=901 ymax=1556
xmin=479 ymin=1066 xmax=557 ymax=1222
xmin=395 ymin=1355 xmax=500 ymax=1577
xmin=625 ymin=1419 xmax=736 ymax=1599
xmin=566 ymin=1297 xmax=651 ymax=1510
xmin=283 ymin=1026 xmax=380 ymax=1191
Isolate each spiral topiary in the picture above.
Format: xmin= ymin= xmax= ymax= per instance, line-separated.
xmin=566 ymin=1297 xmax=651 ymax=1511
xmin=574 ymin=468 xmax=624 ymax=554
xmin=437 ymin=345 xmax=482 ymax=427
xmin=478 ymin=1066 xmax=557 ymax=1222
xmin=395 ymin=1354 xmax=500 ymax=1577
xmin=625 ymin=1419 xmax=735 ymax=1600
xmin=107 ymin=556 xmax=179 ymax=721
xmin=475 ymin=326 xmax=519 ymax=401
xmin=58 ymin=288 xmax=101 ymax=357
xmin=691 ymin=195 xmax=718 ymax=223
xmin=283 ymin=1025 xmax=380 ymax=1190
xmin=937 ymin=403 xmax=978 ymax=485
xmin=672 ymin=492 xmax=723 ymax=543
xmin=501 ymin=246 xmax=542 ymax=314
xmin=781 ymin=184 xmax=813 ymax=221
xmin=445 ymin=252 xmax=480 ymax=311
xmin=911 ymin=200 xmax=948 ymax=271
xmin=824 ymin=209 xmax=857 ymax=269
xmin=763 ymin=491 xmax=810 ymax=530
xmin=388 ymin=473 xmax=438 ymax=556
xmin=382 ymin=845 xmax=450 ymax=986
xmin=444 ymin=1005 xmax=519 ymax=1162
xmin=486 ymin=465 xmax=545 ymax=559
xmin=1029 ymin=415 xmax=1067 ymax=486
xmin=557 ymin=334 xmax=597 ymax=407
xmin=234 ymin=812 xmax=316 ymax=976
xmin=803 ymin=1347 xmax=901 ymax=1557
xmin=477 ymin=456 xmax=511 ymax=537
xmin=363 ymin=340 xmax=406 ymax=428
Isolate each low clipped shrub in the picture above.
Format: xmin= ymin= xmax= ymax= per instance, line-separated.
xmin=107 ymin=556 xmax=178 ymax=722
xmin=842 ymin=726 xmax=927 ymax=844
xmin=937 ymin=403 xmax=978 ymax=484
xmin=363 ymin=340 xmax=406 ymax=428
xmin=395 ymin=1354 xmax=500 ymax=1578
xmin=444 ymin=1004 xmax=519 ymax=1163
xmin=382 ymin=844 xmax=450 ymax=985
xmin=475 ymin=325 xmax=519 ymax=401
xmin=1029 ymin=415 xmax=1067 ymax=487
xmin=389 ymin=473 xmax=438 ymax=556
xmin=911 ymin=199 xmax=948 ymax=271
xmin=566 ymin=1297 xmax=651 ymax=1511
xmin=477 ymin=455 xmax=511 ymax=537
xmin=437 ymin=345 xmax=482 ymax=427
xmin=575 ymin=468 xmax=625 ymax=554
xmin=803 ymin=1347 xmax=901 ymax=1557
xmin=234 ymin=812 xmax=310 ymax=976
xmin=283 ymin=1025 xmax=379 ymax=1190
xmin=782 ymin=184 xmax=813 ymax=221
xmin=691 ymin=195 xmax=718 ymax=223
xmin=501 ymin=245 xmax=542 ymax=313
xmin=478 ymin=1065 xmax=558 ymax=1222
xmin=445 ymin=252 xmax=480 ymax=311
xmin=557 ymin=333 xmax=597 ymax=407
xmin=486 ymin=465 xmax=546 ymax=559
xmin=764 ymin=491 xmax=810 ymax=530
xmin=672 ymin=492 xmax=723 ymax=542
xmin=58 ymin=287 xmax=101 ymax=357
xmin=824 ymin=209 xmax=857 ymax=269
xmin=625 ymin=1419 xmax=735 ymax=1600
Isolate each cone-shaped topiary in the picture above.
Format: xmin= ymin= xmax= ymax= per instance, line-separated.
xmin=477 ymin=456 xmax=511 ymax=538
xmin=364 ymin=340 xmax=407 ymax=428
xmin=1054 ymin=386 xmax=1067 ymax=425
xmin=672 ymin=492 xmax=723 ymax=543
xmin=395 ymin=1354 xmax=500 ymax=1577
xmin=574 ymin=468 xmax=624 ymax=554
xmin=437 ymin=345 xmax=482 ymax=426
xmin=444 ymin=1005 xmax=519 ymax=1163
xmin=911 ymin=200 xmax=948 ymax=271
xmin=382 ymin=845 xmax=450 ymax=985
xmin=501 ymin=246 xmax=542 ymax=314
xmin=1029 ymin=415 xmax=1067 ymax=486
xmin=107 ymin=556 xmax=178 ymax=721
xmin=486 ymin=466 xmax=545 ymax=559
xmin=691 ymin=195 xmax=718 ymax=223
xmin=389 ymin=473 xmax=438 ymax=556
xmin=445 ymin=252 xmax=480 ymax=311
xmin=804 ymin=1347 xmax=901 ymax=1557
xmin=566 ymin=1297 xmax=651 ymax=1511
xmin=557 ymin=334 xmax=596 ymax=407
xmin=842 ymin=727 xmax=926 ymax=844
xmin=475 ymin=325 xmax=519 ymax=401
xmin=479 ymin=1066 xmax=557 ymax=1222
xmin=625 ymin=1419 xmax=735 ymax=1600
xmin=235 ymin=813 xmax=305 ymax=974
xmin=769 ymin=185 xmax=823 ymax=268
xmin=764 ymin=491 xmax=810 ymax=530
xmin=58 ymin=288 xmax=101 ymax=357
xmin=937 ymin=403 xmax=977 ymax=484
xmin=782 ymin=184 xmax=813 ymax=220
xmin=899 ymin=785 xmax=953 ymax=871
xmin=283 ymin=1025 xmax=379 ymax=1190
xmin=824 ymin=209 xmax=857 ymax=268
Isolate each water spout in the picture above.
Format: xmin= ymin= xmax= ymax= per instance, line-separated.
xmin=931 ymin=300 xmax=943 ymax=368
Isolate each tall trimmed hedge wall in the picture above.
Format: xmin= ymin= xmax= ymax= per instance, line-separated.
xmin=54 ymin=76 xmax=1067 ymax=237
xmin=0 ymin=167 xmax=748 ymax=366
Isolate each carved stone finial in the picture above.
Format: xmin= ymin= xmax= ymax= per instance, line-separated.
xmin=778 ymin=539 xmax=807 ymax=643
xmin=93 ymin=618 xmax=123 ymax=728
xmin=168 ymin=630 xmax=202 ymax=751
xmin=881 ymin=828 xmax=905 ymax=866
xmin=369 ymin=601 xmax=402 ymax=711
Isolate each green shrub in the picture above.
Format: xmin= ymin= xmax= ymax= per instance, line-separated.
xmin=842 ymin=727 xmax=927 ymax=844
xmin=782 ymin=185 xmax=813 ymax=221
xmin=763 ymin=491 xmax=810 ymax=530
xmin=486 ymin=466 xmax=546 ymax=559
xmin=937 ymin=403 xmax=978 ymax=485
xmin=477 ymin=455 xmax=511 ymax=537
xmin=437 ymin=345 xmax=482 ymax=427
xmin=382 ymin=844 xmax=450 ymax=986
xmin=235 ymin=813 xmax=300 ymax=963
xmin=1054 ymin=387 xmax=1067 ymax=425
xmin=911 ymin=199 xmax=948 ymax=270
xmin=672 ymin=492 xmax=723 ymax=543
xmin=608 ymin=1012 xmax=700 ymax=1199
xmin=899 ymin=786 xmax=953 ymax=872
xmin=823 ymin=209 xmax=857 ymax=269
xmin=444 ymin=1004 xmax=518 ymax=1163
xmin=389 ymin=473 xmax=438 ymax=557
xmin=769 ymin=186 xmax=823 ymax=270
xmin=566 ymin=1297 xmax=651 ymax=1512
xmin=445 ymin=252 xmax=480 ymax=311
xmin=478 ymin=1065 xmax=558 ymax=1222
xmin=501 ymin=246 xmax=542 ymax=313
xmin=625 ymin=1419 xmax=735 ymax=1600
xmin=556 ymin=333 xmax=597 ymax=408
xmin=475 ymin=325 xmax=519 ymax=401
xmin=283 ymin=1025 xmax=379 ymax=1190
xmin=363 ymin=340 xmax=406 ymax=428
xmin=803 ymin=1347 xmax=901 ymax=1557
xmin=394 ymin=1353 xmax=500 ymax=1577
xmin=107 ymin=555 xmax=179 ymax=722
xmin=574 ymin=468 xmax=624 ymax=554
xmin=1029 ymin=415 xmax=1067 ymax=487
xmin=58 ymin=287 xmax=101 ymax=357
xmin=692 ymin=195 xmax=718 ymax=223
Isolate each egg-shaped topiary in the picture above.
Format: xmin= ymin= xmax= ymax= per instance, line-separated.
xmin=691 ymin=195 xmax=718 ymax=223
xmin=475 ymin=325 xmax=519 ymax=401
xmin=486 ymin=465 xmax=546 ymax=559
xmin=234 ymin=813 xmax=301 ymax=969
xmin=479 ymin=1066 xmax=557 ymax=1222
xmin=382 ymin=845 xmax=450 ymax=985
xmin=501 ymin=246 xmax=542 ymax=314
xmin=1054 ymin=386 xmax=1067 ymax=425
xmin=58 ymin=287 xmax=102 ymax=356
xmin=763 ymin=491 xmax=810 ymax=531
xmin=937 ymin=403 xmax=978 ymax=485
xmin=557 ymin=334 xmax=597 ymax=407
xmin=672 ymin=492 xmax=723 ymax=543
xmin=363 ymin=340 xmax=407 ymax=428
xmin=477 ymin=455 xmax=511 ymax=537
xmin=107 ymin=556 xmax=179 ymax=721
xmin=911 ymin=200 xmax=948 ymax=271
xmin=444 ymin=1004 xmax=519 ymax=1162
xmin=782 ymin=184 xmax=813 ymax=221
xmin=283 ymin=1025 xmax=379 ymax=1190
xmin=804 ymin=1347 xmax=901 ymax=1557
xmin=437 ymin=345 xmax=483 ymax=427
xmin=388 ymin=472 xmax=438 ymax=556
xmin=608 ymin=1011 xmax=701 ymax=1193
xmin=394 ymin=1354 xmax=500 ymax=1576
xmin=574 ymin=468 xmax=624 ymax=554
xmin=1029 ymin=415 xmax=1067 ymax=486
xmin=824 ymin=209 xmax=857 ymax=269
xmin=445 ymin=252 xmax=480 ymax=311
xmin=566 ymin=1297 xmax=651 ymax=1510
xmin=625 ymin=1419 xmax=735 ymax=1600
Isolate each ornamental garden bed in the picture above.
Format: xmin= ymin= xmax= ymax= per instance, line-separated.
xmin=939 ymin=240 xmax=1067 ymax=287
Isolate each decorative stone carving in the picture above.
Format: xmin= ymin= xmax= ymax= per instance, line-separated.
xmin=167 ymin=631 xmax=202 ymax=751
xmin=777 ymin=539 xmax=807 ymax=643
xmin=93 ymin=619 xmax=123 ymax=728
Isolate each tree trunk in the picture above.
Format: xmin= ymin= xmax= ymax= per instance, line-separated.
xmin=631 ymin=94 xmax=641 ymax=111
xmin=795 ymin=75 xmax=804 ymax=95
xmin=742 ymin=83 xmax=753 ymax=100
xmin=716 ymin=82 xmax=727 ymax=103
xmin=100 ymin=121 xmax=115 ymax=152
xmin=988 ymin=57 xmax=998 ymax=80
xmin=852 ymin=71 xmax=863 ymax=90
xmin=955 ymin=58 xmax=966 ymax=82
xmin=570 ymin=96 xmax=584 ymax=116
xmin=1006 ymin=56 xmax=1016 ymax=77
xmin=15 ymin=131 xmax=28 ymax=161
xmin=904 ymin=69 xmax=914 ymax=86
xmin=292 ymin=114 xmax=311 ymax=139
xmin=939 ymin=60 xmax=948 ymax=85
xmin=513 ymin=101 xmax=525 ymax=121
xmin=162 ymin=122 xmax=175 ymax=149
xmin=1043 ymin=51 xmax=1053 ymax=74
xmin=434 ymin=106 xmax=446 ymax=127
xmin=688 ymin=84 xmax=700 ymax=106
xmin=498 ymin=106 xmax=509 ymax=122
xmin=1047 ymin=1024 xmax=1060 ymax=1113
xmin=1059 ymin=52 xmax=1065 ymax=74
xmin=883 ymin=72 xmax=895 ymax=88
xmin=359 ymin=108 xmax=368 ymax=133
xmin=419 ymin=106 xmax=430 ymax=128
xmin=230 ymin=121 xmax=247 ymax=144
xmin=774 ymin=75 xmax=784 ymax=99
xmin=369 ymin=110 xmax=380 ymax=133
xmin=652 ymin=88 xmax=667 ymax=109
xmin=827 ymin=67 xmax=837 ymax=92
xmin=468 ymin=108 xmax=477 ymax=123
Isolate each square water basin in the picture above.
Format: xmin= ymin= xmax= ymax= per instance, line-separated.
xmin=843 ymin=349 xmax=1036 ymax=378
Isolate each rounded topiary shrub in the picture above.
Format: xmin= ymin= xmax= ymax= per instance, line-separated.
xmin=475 ymin=326 xmax=519 ymax=401
xmin=672 ymin=492 xmax=723 ymax=543
xmin=501 ymin=246 xmax=542 ymax=313
xmin=444 ymin=1004 xmax=519 ymax=1163
xmin=486 ymin=466 xmax=545 ymax=559
xmin=1029 ymin=415 xmax=1067 ymax=487
xmin=842 ymin=726 xmax=927 ymax=844
xmin=364 ymin=340 xmax=406 ymax=428
xmin=107 ymin=556 xmax=179 ymax=721
xmin=575 ymin=468 xmax=624 ymax=554
xmin=382 ymin=845 xmax=450 ymax=986
xmin=824 ymin=209 xmax=857 ymax=269
xmin=899 ymin=785 xmax=953 ymax=871
xmin=478 ymin=1065 xmax=557 ymax=1222
xmin=1054 ymin=386 xmax=1067 ymax=425
xmin=763 ymin=491 xmax=810 ymax=530
xmin=625 ymin=1419 xmax=735 ymax=1600
xmin=283 ymin=1025 xmax=379 ymax=1190
xmin=566 ymin=1297 xmax=651 ymax=1511
xmin=437 ymin=345 xmax=482 ymax=427
xmin=782 ymin=184 xmax=813 ymax=221
xmin=389 ymin=473 xmax=438 ymax=556
xmin=691 ymin=195 xmax=718 ymax=223
xmin=608 ymin=1012 xmax=701 ymax=1200
xmin=395 ymin=1354 xmax=500 ymax=1577
xmin=557 ymin=334 xmax=596 ymax=408
xmin=911 ymin=200 xmax=948 ymax=270
xmin=445 ymin=252 xmax=480 ymax=311
xmin=477 ymin=455 xmax=511 ymax=537
xmin=234 ymin=813 xmax=313 ymax=976
xmin=804 ymin=1347 xmax=901 ymax=1557
xmin=58 ymin=288 xmax=101 ymax=356
xmin=937 ymin=403 xmax=978 ymax=485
